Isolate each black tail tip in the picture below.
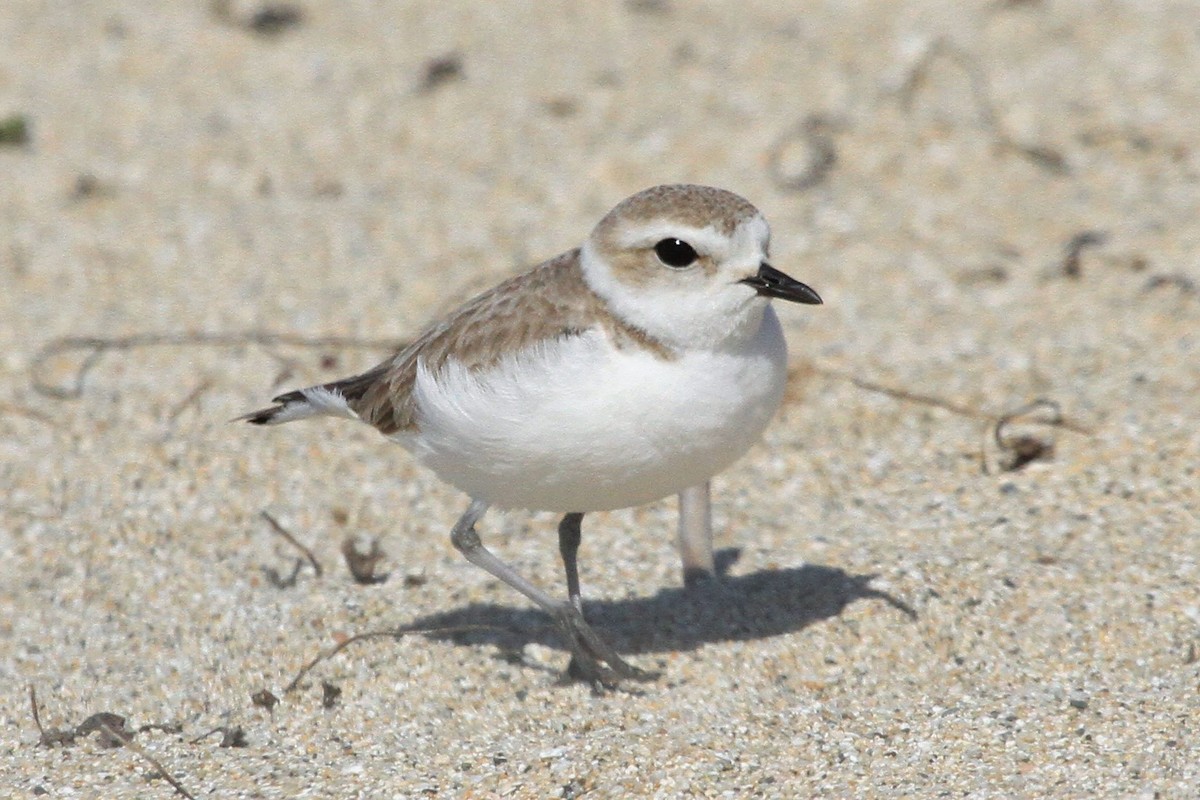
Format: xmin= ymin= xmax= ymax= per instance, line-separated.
xmin=235 ymin=407 xmax=279 ymax=425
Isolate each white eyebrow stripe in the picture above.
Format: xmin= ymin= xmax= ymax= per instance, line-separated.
xmin=741 ymin=215 xmax=771 ymax=254
xmin=616 ymin=222 xmax=731 ymax=255
xmin=616 ymin=214 xmax=770 ymax=263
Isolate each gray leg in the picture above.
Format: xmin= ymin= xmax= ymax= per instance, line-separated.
xmin=558 ymin=512 xmax=584 ymax=612
xmin=677 ymin=481 xmax=715 ymax=587
xmin=451 ymin=499 xmax=561 ymax=610
xmin=450 ymin=500 xmax=652 ymax=685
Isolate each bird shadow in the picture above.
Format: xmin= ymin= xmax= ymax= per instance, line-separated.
xmin=406 ymin=548 xmax=916 ymax=660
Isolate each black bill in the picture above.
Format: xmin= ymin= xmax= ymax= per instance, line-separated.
xmin=740 ymin=263 xmax=823 ymax=304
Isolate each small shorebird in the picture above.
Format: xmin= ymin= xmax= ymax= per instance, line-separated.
xmin=241 ymin=184 xmax=822 ymax=683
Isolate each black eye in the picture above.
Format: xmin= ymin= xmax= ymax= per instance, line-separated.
xmin=654 ymin=238 xmax=698 ymax=268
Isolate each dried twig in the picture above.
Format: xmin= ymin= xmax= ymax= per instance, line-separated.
xmin=30 ymin=687 xmax=194 ymax=797
xmin=995 ymin=398 xmax=1089 ymax=436
xmin=899 ymin=38 xmax=1067 ymax=174
xmin=28 ymin=686 xmax=42 ymax=735
xmin=99 ymin=721 xmax=196 ymax=800
xmin=261 ymin=510 xmax=323 ymax=577
xmin=285 ymin=623 xmax=510 ymax=693
xmin=29 ymin=686 xmax=75 ymax=746
xmin=814 ymin=367 xmax=1089 ymax=431
xmin=984 ymin=399 xmax=1080 ymax=473
xmin=812 ymin=367 xmax=1090 ymax=474
xmin=189 ymin=726 xmax=247 ymax=747
xmin=166 ymin=378 xmax=214 ymax=423
xmin=813 ymin=366 xmax=993 ymax=420
xmin=30 ymin=331 xmax=400 ymax=400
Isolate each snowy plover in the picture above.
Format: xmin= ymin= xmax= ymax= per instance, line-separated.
xmin=241 ymin=184 xmax=822 ymax=683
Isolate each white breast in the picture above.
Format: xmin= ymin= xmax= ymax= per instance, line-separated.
xmin=396 ymin=308 xmax=788 ymax=512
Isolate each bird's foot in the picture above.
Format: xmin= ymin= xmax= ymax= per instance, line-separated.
xmin=552 ymin=604 xmax=657 ymax=689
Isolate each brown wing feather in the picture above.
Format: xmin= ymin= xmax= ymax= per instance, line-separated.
xmin=349 ymin=248 xmax=672 ymax=435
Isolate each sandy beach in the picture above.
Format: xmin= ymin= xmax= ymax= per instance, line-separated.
xmin=2 ymin=1 xmax=1198 ymax=797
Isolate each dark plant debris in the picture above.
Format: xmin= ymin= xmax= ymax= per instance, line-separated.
xmin=996 ymin=432 xmax=1053 ymax=472
xmin=1061 ymin=231 xmax=1108 ymax=279
xmin=0 ymin=114 xmax=30 ymax=146
xmin=251 ymin=688 xmax=280 ymax=710
xmin=561 ymin=778 xmax=592 ymax=799
xmin=263 ymin=558 xmax=303 ymax=588
xmin=29 ymin=687 xmax=195 ymax=798
xmin=419 ymin=53 xmax=464 ymax=92
xmin=810 ymin=368 xmax=1089 ymax=475
xmin=627 ymin=0 xmax=671 ymax=13
xmin=987 ymin=399 xmax=1077 ymax=473
xmin=321 ymin=681 xmax=343 ymax=709
xmin=342 ymin=536 xmax=389 ymax=584
xmin=222 ymin=727 xmax=249 ymax=747
xmin=1008 ymin=143 xmax=1068 ymax=174
xmin=1144 ymin=274 xmax=1197 ymax=294
xmin=70 ymin=173 xmax=111 ymax=201
xmin=957 ymin=264 xmax=1010 ymax=286
xmin=543 ymin=97 xmax=579 ymax=118
xmin=249 ymin=4 xmax=303 ymax=35
xmin=211 ymin=1 xmax=302 ymax=36
xmin=76 ymin=712 xmax=131 ymax=748
xmin=190 ymin=725 xmax=248 ymax=748
xmin=312 ymin=177 xmax=344 ymax=198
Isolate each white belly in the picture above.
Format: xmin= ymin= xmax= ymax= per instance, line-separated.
xmin=396 ymin=309 xmax=788 ymax=512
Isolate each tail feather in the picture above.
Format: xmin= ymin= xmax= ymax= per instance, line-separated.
xmin=238 ymin=364 xmax=390 ymax=426
xmin=236 ymin=388 xmax=303 ymax=425
xmin=236 ymin=389 xmax=340 ymax=426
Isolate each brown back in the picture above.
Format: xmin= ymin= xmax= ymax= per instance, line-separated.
xmin=339 ymin=249 xmax=672 ymax=434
